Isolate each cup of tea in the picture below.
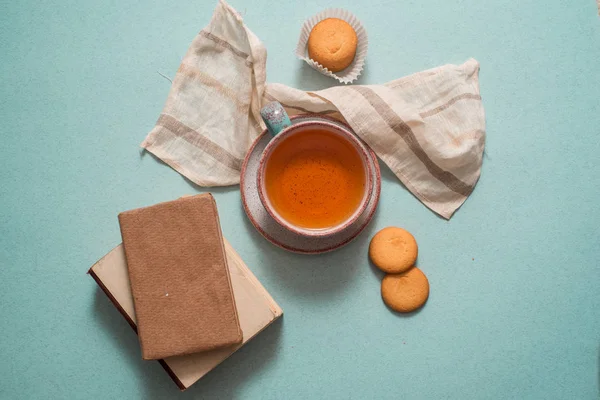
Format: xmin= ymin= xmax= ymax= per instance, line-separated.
xmin=257 ymin=102 xmax=374 ymax=238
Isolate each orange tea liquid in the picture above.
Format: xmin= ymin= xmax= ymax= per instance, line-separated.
xmin=264 ymin=129 xmax=366 ymax=229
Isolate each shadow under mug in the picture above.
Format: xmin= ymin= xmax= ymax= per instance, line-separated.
xmin=257 ymin=101 xmax=374 ymax=238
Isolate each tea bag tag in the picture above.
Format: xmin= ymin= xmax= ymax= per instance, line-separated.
xmin=260 ymin=102 xmax=291 ymax=136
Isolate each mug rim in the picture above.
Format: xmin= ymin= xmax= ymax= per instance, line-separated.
xmin=257 ymin=118 xmax=374 ymax=238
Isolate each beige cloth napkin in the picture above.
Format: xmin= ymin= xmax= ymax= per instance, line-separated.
xmin=141 ymin=0 xmax=485 ymax=219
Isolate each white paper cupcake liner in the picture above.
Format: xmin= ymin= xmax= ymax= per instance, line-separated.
xmin=295 ymin=9 xmax=368 ymax=84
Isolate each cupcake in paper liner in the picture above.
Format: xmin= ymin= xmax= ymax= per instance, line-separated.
xmin=295 ymin=9 xmax=368 ymax=84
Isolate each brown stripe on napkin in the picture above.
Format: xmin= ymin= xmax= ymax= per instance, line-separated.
xmin=156 ymin=114 xmax=243 ymax=172
xmin=178 ymin=64 xmax=250 ymax=112
xmin=200 ymin=30 xmax=253 ymax=68
xmin=419 ymin=93 xmax=482 ymax=118
xmin=350 ymin=86 xmax=474 ymax=197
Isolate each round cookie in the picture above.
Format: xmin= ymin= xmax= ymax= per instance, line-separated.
xmin=307 ymin=18 xmax=358 ymax=72
xmin=381 ymin=267 xmax=429 ymax=313
xmin=369 ymin=227 xmax=418 ymax=273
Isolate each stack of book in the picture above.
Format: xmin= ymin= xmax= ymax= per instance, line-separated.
xmin=88 ymin=194 xmax=282 ymax=390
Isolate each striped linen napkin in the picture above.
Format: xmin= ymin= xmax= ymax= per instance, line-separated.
xmin=141 ymin=0 xmax=486 ymax=219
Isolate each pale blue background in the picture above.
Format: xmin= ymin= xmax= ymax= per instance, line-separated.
xmin=1 ymin=0 xmax=599 ymax=399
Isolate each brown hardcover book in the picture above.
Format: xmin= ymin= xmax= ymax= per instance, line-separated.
xmin=88 ymin=238 xmax=282 ymax=390
xmin=117 ymin=194 xmax=242 ymax=360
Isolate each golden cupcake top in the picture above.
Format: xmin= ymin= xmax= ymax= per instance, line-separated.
xmin=307 ymin=18 xmax=358 ymax=72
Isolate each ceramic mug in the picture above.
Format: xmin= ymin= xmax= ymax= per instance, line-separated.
xmin=257 ymin=101 xmax=374 ymax=238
